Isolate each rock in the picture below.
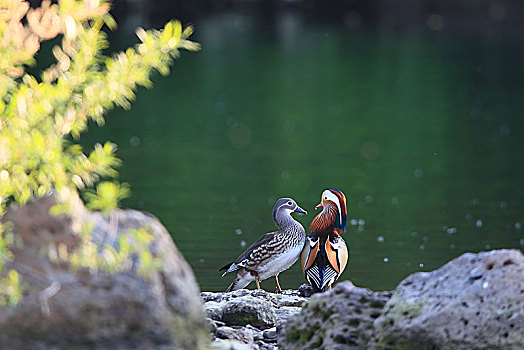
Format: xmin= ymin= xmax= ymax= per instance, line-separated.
xmin=205 ymin=301 xmax=225 ymax=320
xmin=245 ymin=324 xmax=263 ymax=341
xmin=279 ymin=281 xmax=391 ymax=349
xmin=275 ymin=306 xmax=302 ymax=335
xmin=207 ymin=318 xmax=226 ymax=334
xmin=270 ymin=293 xmax=307 ymax=308
xmin=250 ymin=289 xmax=269 ymax=298
xmin=207 ymin=318 xmax=219 ymax=334
xmin=211 ymin=339 xmax=252 ymax=350
xmin=275 ymin=306 xmax=302 ymax=322
xmin=370 ymin=249 xmax=524 ymax=350
xmin=202 ymin=291 xmax=223 ymax=303
xmin=298 ymin=283 xmax=315 ymax=297
xmin=202 ymin=288 xmax=310 ymax=349
xmin=232 ymin=289 xmax=250 ymax=298
xmin=221 ymin=296 xmax=277 ymax=329
xmin=262 ymin=327 xmax=277 ymax=343
xmin=256 ymin=340 xmax=278 ymax=350
xmin=216 ymin=326 xmax=255 ymax=344
xmin=0 ymin=195 xmax=209 ymax=349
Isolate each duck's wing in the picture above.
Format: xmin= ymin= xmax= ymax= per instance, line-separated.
xmin=301 ymin=234 xmax=348 ymax=291
xmin=325 ymin=234 xmax=348 ymax=277
xmin=220 ymin=231 xmax=278 ymax=276
xmin=302 ymin=235 xmax=335 ymax=291
xmin=300 ymin=235 xmax=320 ymax=273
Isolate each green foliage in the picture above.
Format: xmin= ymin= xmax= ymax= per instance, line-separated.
xmin=0 ymin=269 xmax=21 ymax=306
xmin=84 ymin=181 xmax=131 ymax=214
xmin=0 ymin=0 xmax=199 ymax=305
xmin=67 ymin=223 xmax=162 ymax=279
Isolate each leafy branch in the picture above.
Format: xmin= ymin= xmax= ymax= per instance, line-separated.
xmin=0 ymin=0 xmax=199 ymax=305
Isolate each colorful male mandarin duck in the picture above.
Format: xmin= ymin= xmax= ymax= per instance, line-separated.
xmin=220 ymin=198 xmax=307 ymax=293
xmin=301 ymin=189 xmax=348 ymax=292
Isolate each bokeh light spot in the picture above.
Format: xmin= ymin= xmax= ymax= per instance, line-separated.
xmin=361 ymin=140 xmax=380 ymax=160
xmin=427 ymin=14 xmax=445 ymax=31
xmin=489 ymin=3 xmax=506 ymax=21
xmin=228 ymin=123 xmax=252 ymax=148
xmin=129 ymin=136 xmax=140 ymax=146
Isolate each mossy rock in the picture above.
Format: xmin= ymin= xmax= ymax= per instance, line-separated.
xmin=221 ymin=296 xmax=277 ymax=329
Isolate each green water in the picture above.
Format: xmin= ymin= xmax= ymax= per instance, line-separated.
xmin=82 ymin=13 xmax=524 ymax=292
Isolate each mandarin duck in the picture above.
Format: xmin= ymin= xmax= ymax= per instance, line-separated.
xmin=220 ymin=198 xmax=307 ymax=293
xmin=301 ymin=189 xmax=349 ymax=292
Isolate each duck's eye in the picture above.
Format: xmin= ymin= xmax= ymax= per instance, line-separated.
xmin=324 ymin=197 xmax=327 ymax=200
xmin=287 ymin=201 xmax=293 ymax=205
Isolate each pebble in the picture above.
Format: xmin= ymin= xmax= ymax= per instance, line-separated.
xmin=263 ymin=327 xmax=277 ymax=343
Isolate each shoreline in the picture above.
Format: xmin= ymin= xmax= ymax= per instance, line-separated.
xmin=205 ymin=249 xmax=524 ymax=350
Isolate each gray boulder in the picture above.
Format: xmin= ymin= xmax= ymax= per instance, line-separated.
xmin=221 ymin=296 xmax=277 ymax=329
xmin=206 ymin=300 xmax=226 ymax=320
xmin=275 ymin=306 xmax=302 ymax=327
xmin=0 ymin=195 xmax=209 ymax=349
xmin=202 ymin=289 xmax=306 ymax=330
xmin=279 ymin=281 xmax=391 ymax=349
xmin=370 ymin=249 xmax=524 ymax=350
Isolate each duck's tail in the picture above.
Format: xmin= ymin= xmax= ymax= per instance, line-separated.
xmin=219 ymin=262 xmax=242 ymax=277
xmin=219 ymin=262 xmax=233 ymax=276
xmin=306 ymin=263 xmax=339 ymax=292
xmin=225 ymin=281 xmax=236 ymax=292
xmin=224 ymin=269 xmax=253 ymax=292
